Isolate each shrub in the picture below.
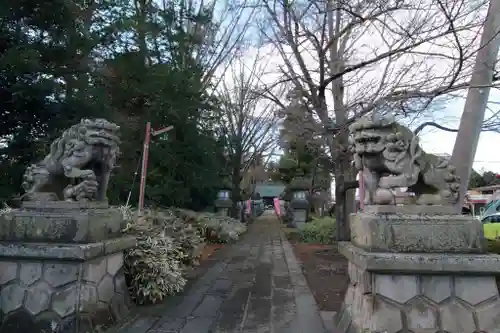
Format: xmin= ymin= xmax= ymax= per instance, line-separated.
xmin=121 ymin=207 xmax=247 ymax=304
xmin=299 ymin=216 xmax=336 ymax=244
xmin=175 ymin=209 xmax=247 ymax=243
xmin=123 ymin=220 xmax=187 ymax=305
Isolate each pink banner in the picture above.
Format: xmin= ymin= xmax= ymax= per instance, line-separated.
xmin=246 ymin=200 xmax=251 ymax=215
xmin=273 ymin=197 xmax=281 ymax=216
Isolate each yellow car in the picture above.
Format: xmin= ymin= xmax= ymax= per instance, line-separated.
xmin=482 ymin=213 xmax=500 ymax=240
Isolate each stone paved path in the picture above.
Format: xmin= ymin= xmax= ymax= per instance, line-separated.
xmin=112 ymin=211 xmax=327 ymax=333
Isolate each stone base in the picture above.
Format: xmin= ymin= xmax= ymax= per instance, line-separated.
xmin=292 ymin=209 xmax=307 ymax=228
xmin=0 ymin=201 xmax=124 ymax=243
xmin=334 ymin=242 xmax=500 ymax=333
xmin=0 ymin=237 xmax=135 ymax=333
xmin=350 ymin=206 xmax=485 ymax=253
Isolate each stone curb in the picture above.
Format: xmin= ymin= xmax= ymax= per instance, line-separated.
xmin=280 ymin=232 xmax=328 ymax=333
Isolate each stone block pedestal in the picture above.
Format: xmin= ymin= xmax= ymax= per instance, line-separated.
xmin=334 ymin=206 xmax=500 ymax=333
xmin=0 ymin=202 xmax=136 ymax=333
xmin=290 ymin=197 xmax=309 ymax=229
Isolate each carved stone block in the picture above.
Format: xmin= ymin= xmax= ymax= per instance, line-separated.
xmin=0 ymin=202 xmax=124 ymax=243
xmin=334 ymin=242 xmax=500 ymax=333
xmin=350 ymin=207 xmax=485 ymax=253
xmin=0 ymin=237 xmax=135 ymax=333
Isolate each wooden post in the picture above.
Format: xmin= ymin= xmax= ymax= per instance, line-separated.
xmin=138 ymin=123 xmax=174 ymax=216
xmin=138 ymin=122 xmax=151 ymax=216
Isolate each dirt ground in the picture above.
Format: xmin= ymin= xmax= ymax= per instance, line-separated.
xmin=289 ymin=239 xmax=349 ymax=312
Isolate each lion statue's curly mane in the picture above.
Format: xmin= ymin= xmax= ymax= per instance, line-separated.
xmin=22 ymin=118 xmax=120 ymax=201
xmin=349 ymin=115 xmax=460 ymax=205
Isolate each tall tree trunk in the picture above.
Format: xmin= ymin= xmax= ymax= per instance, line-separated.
xmin=451 ymin=0 xmax=500 ymax=212
xmin=230 ymin=150 xmax=243 ymax=218
xmin=328 ymin=0 xmax=355 ymax=240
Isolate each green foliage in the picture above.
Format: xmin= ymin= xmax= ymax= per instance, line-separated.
xmin=175 ymin=209 xmax=247 ymax=244
xmin=469 ymin=169 xmax=500 ymax=189
xmin=123 ymin=207 xmax=246 ymax=305
xmin=487 ymin=239 xmax=500 ymax=254
xmin=0 ymin=0 xmax=227 ymax=208
xmin=299 ymin=216 xmax=336 ymax=244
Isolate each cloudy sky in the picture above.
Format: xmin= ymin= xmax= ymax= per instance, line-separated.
xmin=210 ymin=0 xmax=499 ymax=174
xmin=419 ymin=90 xmax=500 ymax=174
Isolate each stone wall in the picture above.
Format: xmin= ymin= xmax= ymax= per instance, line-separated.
xmin=337 ymin=261 xmax=500 ymax=333
xmin=0 ymin=214 xmax=136 ymax=333
xmin=0 ymin=250 xmax=131 ymax=333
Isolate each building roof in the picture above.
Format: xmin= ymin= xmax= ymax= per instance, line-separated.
xmin=254 ymin=184 xmax=286 ymax=198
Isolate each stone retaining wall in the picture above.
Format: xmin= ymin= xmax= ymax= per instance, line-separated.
xmin=0 ymin=251 xmax=131 ymax=333
xmin=336 ymin=261 xmax=500 ymax=333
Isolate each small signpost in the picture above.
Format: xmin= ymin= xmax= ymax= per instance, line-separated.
xmin=138 ymin=122 xmax=174 ymax=216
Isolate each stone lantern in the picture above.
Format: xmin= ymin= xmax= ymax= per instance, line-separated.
xmin=289 ymin=178 xmax=311 ymax=228
xmin=214 ymin=185 xmax=232 ymax=216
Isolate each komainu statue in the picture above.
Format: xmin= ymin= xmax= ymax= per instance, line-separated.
xmin=22 ymin=118 xmax=120 ymax=201
xmin=349 ymin=115 xmax=460 ymax=205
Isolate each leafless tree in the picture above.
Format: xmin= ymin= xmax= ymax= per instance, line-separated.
xmin=216 ymin=51 xmax=279 ymax=215
xmin=252 ymin=0 xmax=499 ymax=240
xmin=180 ymin=0 xmax=260 ymax=89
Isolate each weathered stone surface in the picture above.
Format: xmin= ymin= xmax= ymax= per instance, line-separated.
xmin=109 ymin=294 xmax=130 ymax=321
xmin=0 ymin=236 xmax=135 ymax=261
xmin=107 ymin=252 xmax=123 ymax=276
xmin=350 ymin=116 xmax=460 ymax=206
xmin=82 ymin=256 xmax=107 ymax=284
xmin=367 ymin=299 xmax=403 ymax=333
xmin=293 ymin=208 xmax=307 ymax=228
xmin=476 ymin=301 xmax=500 ymax=331
xmin=421 ymin=276 xmax=452 ymax=303
xmin=406 ymin=299 xmax=438 ymax=330
xmin=1 ymin=284 xmax=26 ymax=313
xmin=348 ymin=262 xmax=372 ymax=294
xmin=0 ymin=262 xmax=17 ymax=284
xmin=339 ymin=242 xmax=500 ymax=274
xmin=114 ymin=270 xmax=127 ymax=294
xmin=19 ymin=262 xmax=42 ymax=286
xmin=336 ymin=241 xmax=500 ymax=333
xmin=24 ymin=281 xmax=51 ymax=315
xmin=21 ymin=118 xmax=120 ymax=202
xmin=0 ymin=206 xmax=124 ymax=243
xmin=44 ymin=262 xmax=79 ymax=287
xmin=79 ymin=284 xmax=98 ymax=312
xmin=350 ymin=211 xmax=485 ymax=253
xmin=51 ymin=284 xmax=78 ymax=317
xmin=440 ymin=300 xmax=476 ymax=333
xmin=362 ymin=204 xmax=456 ymax=215
xmin=454 ymin=276 xmax=498 ymax=305
xmin=374 ymin=275 xmax=418 ymax=304
xmin=97 ymin=275 xmax=114 ymax=303
xmin=0 ymin=310 xmax=36 ymax=333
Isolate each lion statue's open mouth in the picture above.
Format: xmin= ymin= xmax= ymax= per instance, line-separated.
xmin=22 ymin=118 xmax=120 ymax=202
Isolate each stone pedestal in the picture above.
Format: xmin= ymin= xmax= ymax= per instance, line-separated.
xmin=214 ymin=199 xmax=232 ymax=217
xmin=0 ymin=202 xmax=136 ymax=333
xmin=334 ymin=206 xmax=500 ymax=333
xmin=290 ymin=197 xmax=309 ymax=229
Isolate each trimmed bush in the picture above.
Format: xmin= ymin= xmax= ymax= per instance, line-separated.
xmin=299 ymin=216 xmax=336 ymax=244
